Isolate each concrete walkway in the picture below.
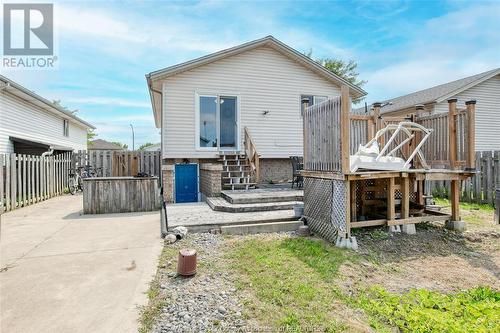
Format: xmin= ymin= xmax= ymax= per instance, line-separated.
xmin=0 ymin=194 xmax=163 ymax=333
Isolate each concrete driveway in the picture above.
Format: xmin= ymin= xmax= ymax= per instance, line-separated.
xmin=0 ymin=194 xmax=163 ymax=333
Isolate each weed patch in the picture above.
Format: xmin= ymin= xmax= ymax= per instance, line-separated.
xmin=355 ymin=286 xmax=500 ymax=333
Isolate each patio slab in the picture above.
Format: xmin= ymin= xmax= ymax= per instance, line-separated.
xmin=166 ymin=202 xmax=296 ymax=229
xmin=0 ymin=194 xmax=162 ymax=333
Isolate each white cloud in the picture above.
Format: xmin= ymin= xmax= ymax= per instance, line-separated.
xmin=362 ymin=3 xmax=500 ymax=102
xmin=66 ymin=97 xmax=151 ymax=108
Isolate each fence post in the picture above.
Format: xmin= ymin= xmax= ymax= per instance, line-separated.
xmin=448 ymin=99 xmax=458 ymax=170
xmin=465 ymin=100 xmax=476 ymax=170
xmin=341 ymin=85 xmax=351 ymax=174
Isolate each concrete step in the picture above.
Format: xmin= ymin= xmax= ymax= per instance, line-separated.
xmin=221 ymin=189 xmax=303 ymax=204
xmin=222 ymin=183 xmax=256 ymax=190
xmin=183 ymin=215 xmax=298 ymax=233
xmin=206 ymin=197 xmax=299 ymax=213
xmin=220 ymin=220 xmax=303 ymax=235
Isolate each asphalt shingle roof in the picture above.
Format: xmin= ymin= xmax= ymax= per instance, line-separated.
xmin=355 ymin=68 xmax=500 ymax=114
xmin=89 ymin=139 xmax=123 ymax=150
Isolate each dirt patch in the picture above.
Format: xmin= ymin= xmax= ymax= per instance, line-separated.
xmin=340 ymin=224 xmax=500 ymax=294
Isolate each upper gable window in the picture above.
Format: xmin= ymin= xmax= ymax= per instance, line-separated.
xmin=300 ymin=95 xmax=328 ymax=116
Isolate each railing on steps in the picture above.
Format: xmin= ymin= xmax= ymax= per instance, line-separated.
xmin=244 ymin=127 xmax=260 ymax=183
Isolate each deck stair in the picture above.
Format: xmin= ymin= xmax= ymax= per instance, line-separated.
xmin=218 ymin=151 xmax=256 ymax=190
xmin=206 ymin=188 xmax=303 ymax=213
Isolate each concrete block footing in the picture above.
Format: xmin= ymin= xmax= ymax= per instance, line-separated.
xmin=445 ymin=220 xmax=467 ymax=232
xmin=388 ymin=225 xmax=401 ymax=233
xmin=335 ymin=236 xmax=358 ymax=250
xmin=401 ymin=224 xmax=416 ymax=235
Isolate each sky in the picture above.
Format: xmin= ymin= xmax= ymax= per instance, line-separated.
xmin=2 ymin=0 xmax=500 ymax=148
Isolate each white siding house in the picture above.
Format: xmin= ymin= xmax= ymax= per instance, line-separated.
xmin=146 ymin=36 xmax=366 ymax=202
xmin=368 ymin=68 xmax=500 ymax=151
xmin=0 ymin=75 xmax=94 ymax=155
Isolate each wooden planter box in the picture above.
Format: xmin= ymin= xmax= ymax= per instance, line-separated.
xmin=83 ymin=177 xmax=161 ymax=214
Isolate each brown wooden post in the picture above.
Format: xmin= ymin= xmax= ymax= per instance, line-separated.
xmin=401 ymin=176 xmax=410 ymax=219
xmin=465 ymin=100 xmax=476 ymax=170
xmin=448 ymin=99 xmax=458 ymax=170
xmin=413 ymin=104 xmax=425 ymax=168
xmin=302 ymin=97 xmax=309 ymax=171
xmin=373 ymin=102 xmax=382 ymax=145
xmin=387 ymin=177 xmax=395 ymax=222
xmin=416 ymin=179 xmax=425 ymax=205
xmin=340 ymin=85 xmax=350 ymax=174
xmin=450 ymin=180 xmax=460 ymax=221
xmin=367 ymin=108 xmax=376 ymax=139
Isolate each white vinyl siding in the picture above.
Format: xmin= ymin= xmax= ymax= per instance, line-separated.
xmin=162 ymin=46 xmax=341 ymax=158
xmin=433 ymin=74 xmax=500 ymax=151
xmin=0 ymin=91 xmax=88 ymax=153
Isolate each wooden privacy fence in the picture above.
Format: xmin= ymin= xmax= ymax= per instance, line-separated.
xmin=0 ymin=152 xmax=72 ymax=213
xmin=427 ymin=150 xmax=499 ymax=206
xmin=303 ymin=96 xmax=343 ymax=172
xmin=73 ymin=150 xmax=161 ymax=178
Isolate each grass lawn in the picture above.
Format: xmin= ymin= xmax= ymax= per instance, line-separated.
xmin=225 ymin=234 xmax=500 ymax=332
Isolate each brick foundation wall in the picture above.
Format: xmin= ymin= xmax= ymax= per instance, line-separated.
xmin=199 ymin=163 xmax=222 ymax=199
xmin=161 ymin=164 xmax=174 ymax=203
xmin=259 ymin=158 xmax=293 ymax=183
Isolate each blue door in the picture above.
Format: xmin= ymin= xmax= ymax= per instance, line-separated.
xmin=175 ymin=164 xmax=198 ymax=203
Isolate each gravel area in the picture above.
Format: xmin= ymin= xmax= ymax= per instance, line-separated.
xmin=153 ymin=233 xmax=248 ymax=332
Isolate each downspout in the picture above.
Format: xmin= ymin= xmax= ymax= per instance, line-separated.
xmin=148 ymin=77 xmax=168 ymax=237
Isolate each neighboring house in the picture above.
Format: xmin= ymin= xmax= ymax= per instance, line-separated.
xmin=88 ymin=139 xmax=124 ymax=151
xmin=0 ymin=75 xmax=94 ymax=155
xmin=363 ymin=68 xmax=500 ymax=151
xmin=142 ymin=143 xmax=161 ymax=151
xmin=146 ymin=35 xmax=366 ymax=202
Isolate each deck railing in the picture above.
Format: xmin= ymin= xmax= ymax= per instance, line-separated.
xmin=302 ymin=87 xmax=476 ymax=173
xmin=303 ymin=95 xmax=343 ymax=172
xmin=243 ymin=127 xmax=260 ymax=183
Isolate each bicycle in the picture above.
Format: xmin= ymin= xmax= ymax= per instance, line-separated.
xmin=68 ymin=165 xmax=102 ymax=195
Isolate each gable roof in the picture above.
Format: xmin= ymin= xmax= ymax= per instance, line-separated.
xmin=363 ymin=68 xmax=500 ymax=114
xmin=0 ymin=75 xmax=95 ymax=129
xmin=88 ymin=139 xmax=123 ymax=150
xmin=146 ymin=35 xmax=367 ymax=127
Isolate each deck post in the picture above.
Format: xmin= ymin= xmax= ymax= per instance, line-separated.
xmin=448 ymin=99 xmax=458 ymax=170
xmin=413 ymin=105 xmax=425 ymax=168
xmin=446 ymin=179 xmax=466 ymax=231
xmin=387 ymin=177 xmax=399 ymax=232
xmin=465 ymin=100 xmax=476 ymax=170
xmin=340 ymin=85 xmax=350 ymax=174
xmin=373 ymin=102 xmax=382 ymax=145
xmin=400 ymin=175 xmax=416 ymax=234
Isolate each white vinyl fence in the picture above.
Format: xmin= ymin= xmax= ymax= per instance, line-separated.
xmin=0 ymin=153 xmax=72 ymax=213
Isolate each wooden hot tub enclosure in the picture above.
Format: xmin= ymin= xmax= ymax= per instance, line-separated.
xmin=301 ymin=86 xmax=476 ymax=245
xmin=83 ymin=177 xmax=161 ymax=214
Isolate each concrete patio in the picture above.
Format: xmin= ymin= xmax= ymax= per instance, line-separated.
xmin=0 ymin=194 xmax=163 ymax=333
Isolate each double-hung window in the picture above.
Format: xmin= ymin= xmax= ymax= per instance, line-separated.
xmin=300 ymin=95 xmax=328 ymax=116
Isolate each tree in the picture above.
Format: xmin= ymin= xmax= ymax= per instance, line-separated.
xmin=87 ymin=130 xmax=97 ymax=146
xmin=112 ymin=141 xmax=128 ymax=150
xmin=53 ymin=100 xmax=78 ymax=114
xmin=317 ymin=59 xmax=366 ymax=89
xmin=305 ymin=51 xmax=366 ymax=103
xmin=138 ymin=142 xmax=155 ymax=150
